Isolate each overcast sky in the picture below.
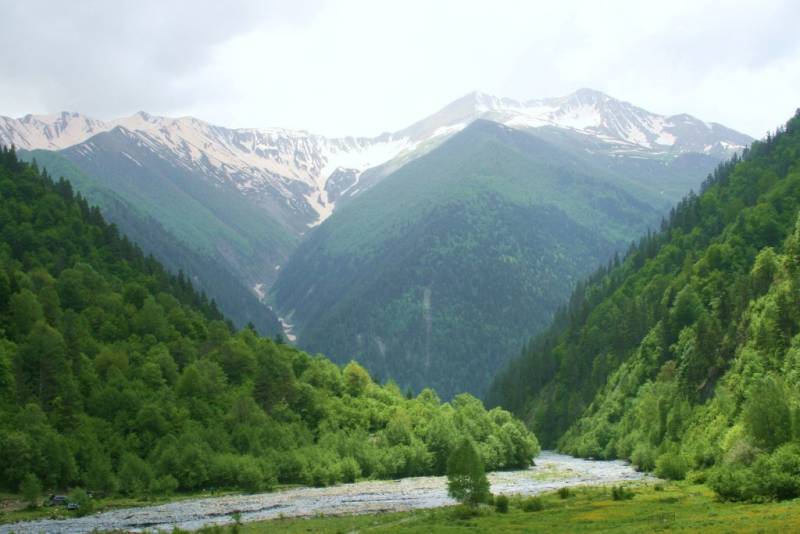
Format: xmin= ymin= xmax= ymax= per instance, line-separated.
xmin=1 ymin=0 xmax=798 ymax=138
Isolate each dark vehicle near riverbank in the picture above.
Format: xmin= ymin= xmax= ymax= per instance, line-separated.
xmin=44 ymin=495 xmax=68 ymax=507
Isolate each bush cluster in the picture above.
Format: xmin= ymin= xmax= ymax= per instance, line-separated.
xmin=611 ymin=485 xmax=635 ymax=500
xmin=521 ymin=496 xmax=544 ymax=512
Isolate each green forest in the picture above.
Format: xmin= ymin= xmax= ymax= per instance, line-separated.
xmin=489 ymin=109 xmax=800 ymax=501
xmin=0 ymin=146 xmax=538 ymax=499
xmin=19 ymin=143 xmax=292 ymax=337
xmin=273 ymin=120 xmax=667 ymax=399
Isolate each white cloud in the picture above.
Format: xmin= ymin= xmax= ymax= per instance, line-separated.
xmin=0 ymin=0 xmax=797 ymax=137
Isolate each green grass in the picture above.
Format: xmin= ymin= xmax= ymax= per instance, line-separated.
xmin=5 ymin=483 xmax=799 ymax=533
xmin=240 ymin=483 xmax=800 ymax=533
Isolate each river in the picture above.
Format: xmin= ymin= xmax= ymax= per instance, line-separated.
xmin=0 ymin=451 xmax=651 ymax=533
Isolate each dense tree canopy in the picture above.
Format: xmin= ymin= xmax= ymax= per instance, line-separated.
xmin=272 ymin=120 xmax=673 ymax=399
xmin=490 ymin=110 xmax=800 ymax=501
xmin=0 ymin=147 xmax=539 ymax=498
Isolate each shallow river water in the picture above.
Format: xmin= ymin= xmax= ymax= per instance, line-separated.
xmin=1 ymin=451 xmax=651 ymax=533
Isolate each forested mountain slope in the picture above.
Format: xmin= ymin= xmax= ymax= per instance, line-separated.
xmin=19 ymin=148 xmax=285 ymax=335
xmin=3 ymin=92 xmax=747 ymax=345
xmin=273 ymin=120 xmax=680 ymax=399
xmin=0 ymin=147 xmax=537 ymax=497
xmin=489 ymin=110 xmax=800 ymax=501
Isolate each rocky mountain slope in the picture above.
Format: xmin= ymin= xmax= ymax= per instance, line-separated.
xmin=1 ymin=89 xmax=751 ymax=229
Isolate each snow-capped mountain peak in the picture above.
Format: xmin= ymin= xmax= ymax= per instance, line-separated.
xmin=399 ymin=88 xmax=751 ymax=157
xmin=0 ymin=111 xmax=109 ymax=151
xmin=0 ymin=89 xmax=752 ymax=228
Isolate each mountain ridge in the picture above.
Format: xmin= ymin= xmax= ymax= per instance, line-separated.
xmin=488 ymin=110 xmax=800 ymax=472
xmin=1 ymin=89 xmax=753 ymax=229
xmin=4 ymin=91 xmax=754 ymax=344
xmin=270 ymin=119 xmax=676 ymax=398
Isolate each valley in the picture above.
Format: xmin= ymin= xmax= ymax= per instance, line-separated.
xmin=2 ymin=74 xmax=798 ymax=534
xmin=3 ymin=3 xmax=799 ymax=532
xmin=1 ymin=89 xmax=752 ymax=398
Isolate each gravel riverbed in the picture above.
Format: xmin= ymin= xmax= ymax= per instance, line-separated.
xmin=1 ymin=451 xmax=652 ymax=533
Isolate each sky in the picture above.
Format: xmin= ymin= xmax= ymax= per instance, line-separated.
xmin=1 ymin=0 xmax=798 ymax=138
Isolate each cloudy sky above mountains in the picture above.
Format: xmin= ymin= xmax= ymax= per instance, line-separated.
xmin=1 ymin=0 xmax=798 ymax=137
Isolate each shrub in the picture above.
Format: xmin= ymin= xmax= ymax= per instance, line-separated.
xmin=68 ymin=488 xmax=94 ymax=516
xmin=118 ymin=453 xmax=154 ymax=497
xmin=149 ymin=474 xmax=178 ymax=496
xmin=765 ymin=444 xmax=800 ymax=500
xmin=494 ymin=494 xmax=509 ymax=513
xmin=19 ymin=473 xmax=42 ymax=509
xmin=557 ymin=487 xmax=571 ymax=499
xmin=236 ymin=460 xmax=265 ymax=493
xmin=327 ymin=462 xmax=342 ymax=486
xmin=310 ymin=464 xmax=331 ymax=487
xmin=207 ymin=454 xmax=275 ymax=492
xmin=688 ymin=470 xmax=706 ymax=484
xmin=742 ymin=378 xmax=791 ymax=451
xmin=711 ymin=448 xmax=800 ymax=503
xmin=655 ymin=452 xmax=688 ymax=481
xmin=521 ymin=496 xmax=544 ymax=512
xmin=339 ymin=457 xmax=361 ymax=483
xmin=723 ymin=439 xmax=760 ymax=466
xmin=274 ymin=451 xmax=308 ymax=484
xmin=451 ymin=504 xmax=480 ymax=519
xmin=631 ymin=444 xmax=656 ymax=472
xmin=611 ymin=485 xmax=635 ymax=500
xmin=708 ymin=464 xmax=759 ymax=501
xmin=86 ymin=457 xmax=118 ymax=495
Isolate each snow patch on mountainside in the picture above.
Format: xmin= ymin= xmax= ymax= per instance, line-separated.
xmin=0 ymin=110 xmax=419 ymax=225
xmin=0 ymin=89 xmax=753 ymax=227
xmin=399 ymin=88 xmax=752 ymax=158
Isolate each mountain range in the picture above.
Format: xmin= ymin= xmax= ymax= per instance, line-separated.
xmin=1 ymin=88 xmax=751 ymax=229
xmin=0 ymin=89 xmax=753 ymax=393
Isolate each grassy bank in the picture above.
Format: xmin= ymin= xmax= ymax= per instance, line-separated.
xmin=241 ymin=483 xmax=800 ymax=533
xmin=5 ymin=482 xmax=800 ymax=532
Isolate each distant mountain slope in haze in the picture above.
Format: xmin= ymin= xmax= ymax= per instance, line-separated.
xmin=271 ymin=120 xmax=674 ymax=398
xmin=0 ymin=111 xmax=420 ymax=229
xmin=19 ymin=128 xmax=293 ymax=335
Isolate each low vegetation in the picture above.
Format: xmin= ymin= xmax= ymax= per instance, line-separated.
xmin=149 ymin=482 xmax=800 ymax=533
